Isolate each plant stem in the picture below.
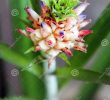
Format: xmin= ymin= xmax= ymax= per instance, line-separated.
xmin=44 ymin=59 xmax=59 ymax=100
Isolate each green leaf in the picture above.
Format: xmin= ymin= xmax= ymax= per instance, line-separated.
xmin=18 ymin=17 xmax=32 ymax=27
xmin=3 ymin=97 xmax=33 ymax=100
xmin=10 ymin=0 xmax=32 ymax=54
xmin=0 ymin=43 xmax=46 ymax=100
xmin=0 ymin=43 xmax=41 ymax=76
xmin=56 ymin=68 xmax=110 ymax=85
xmin=58 ymin=53 xmax=71 ymax=66
xmin=24 ymin=47 xmax=34 ymax=54
xmin=42 ymin=0 xmax=79 ymax=21
xmin=30 ymin=0 xmax=41 ymax=14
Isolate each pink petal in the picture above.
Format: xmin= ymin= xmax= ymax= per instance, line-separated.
xmin=63 ymin=48 xmax=73 ymax=56
xmin=75 ymin=2 xmax=90 ymax=15
xmin=35 ymin=46 xmax=41 ymax=51
xmin=17 ymin=29 xmax=29 ymax=38
xmin=80 ymin=19 xmax=92 ymax=28
xmin=41 ymin=22 xmax=52 ymax=33
xmin=26 ymin=27 xmax=34 ymax=33
xmin=25 ymin=7 xmax=41 ymax=21
xmin=79 ymin=30 xmax=93 ymax=37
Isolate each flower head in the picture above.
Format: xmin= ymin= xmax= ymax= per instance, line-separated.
xmin=18 ymin=0 xmax=92 ymax=67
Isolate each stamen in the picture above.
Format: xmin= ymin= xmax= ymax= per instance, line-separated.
xmin=47 ymin=40 xmax=52 ymax=46
xmin=59 ymin=31 xmax=64 ymax=38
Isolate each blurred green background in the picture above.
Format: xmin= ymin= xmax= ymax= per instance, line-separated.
xmin=0 ymin=0 xmax=110 ymax=100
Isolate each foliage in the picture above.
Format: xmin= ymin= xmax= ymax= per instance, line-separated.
xmin=42 ymin=0 xmax=79 ymax=21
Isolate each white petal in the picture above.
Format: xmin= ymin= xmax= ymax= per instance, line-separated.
xmin=80 ymin=19 xmax=92 ymax=28
xmin=74 ymin=2 xmax=90 ymax=15
xmin=40 ymin=28 xmax=50 ymax=38
xmin=78 ymin=42 xmax=85 ymax=47
xmin=55 ymin=41 xmax=67 ymax=49
xmin=38 ymin=40 xmax=49 ymax=51
xmin=46 ymin=34 xmax=56 ymax=47
xmin=70 ymin=26 xmax=78 ymax=33
xmin=65 ymin=17 xmax=77 ymax=30
xmin=79 ymin=14 xmax=87 ymax=22
xmin=55 ymin=36 xmax=64 ymax=42
xmin=51 ymin=23 xmax=57 ymax=32
xmin=64 ymin=31 xmax=74 ymax=41
xmin=55 ymin=41 xmax=74 ymax=49
xmin=59 ymin=23 xmax=65 ymax=28
xmin=73 ymin=32 xmax=79 ymax=39
xmin=30 ymin=29 xmax=42 ymax=44
xmin=65 ymin=24 xmax=73 ymax=31
xmin=41 ymin=22 xmax=52 ymax=33
xmin=70 ymin=26 xmax=79 ymax=39
xmin=34 ymin=29 xmax=42 ymax=38
xmin=66 ymin=41 xmax=74 ymax=49
xmin=26 ymin=7 xmax=41 ymax=21
xmin=47 ymin=49 xmax=61 ymax=58
xmin=30 ymin=34 xmax=38 ymax=44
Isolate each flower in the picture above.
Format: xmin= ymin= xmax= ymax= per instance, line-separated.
xmin=17 ymin=0 xmax=92 ymax=67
